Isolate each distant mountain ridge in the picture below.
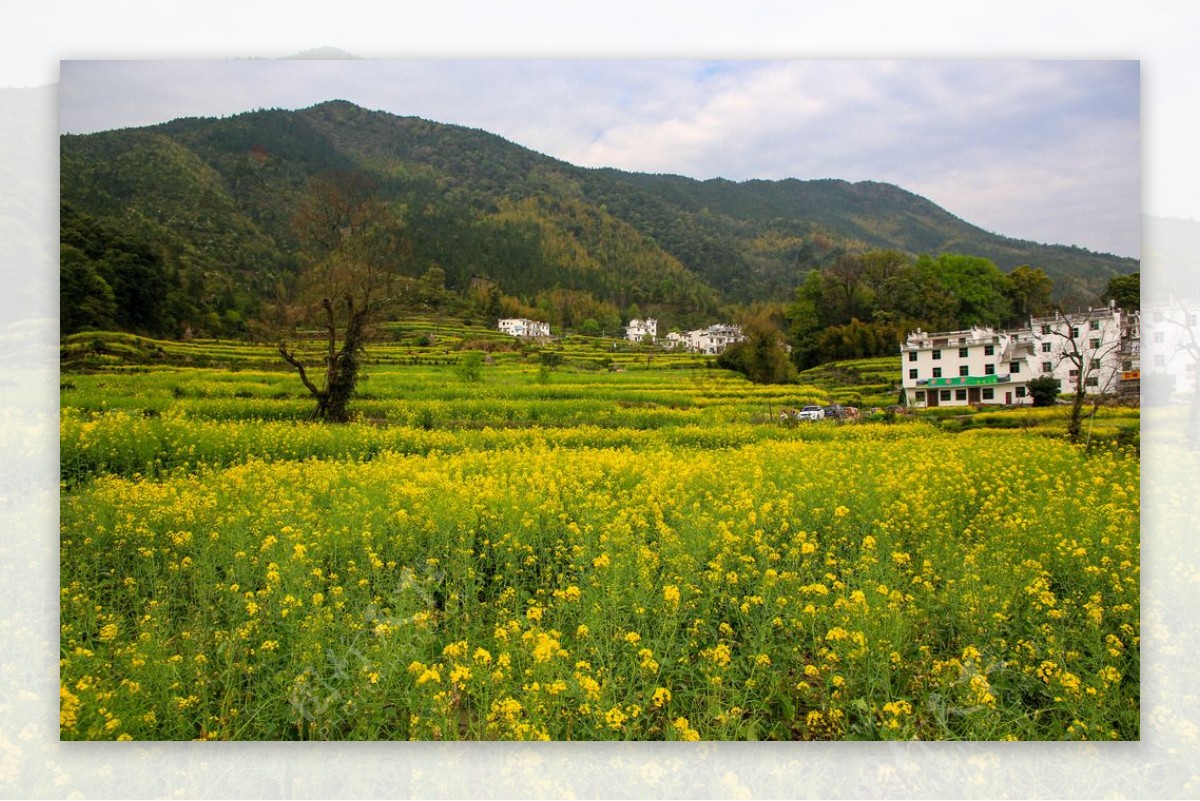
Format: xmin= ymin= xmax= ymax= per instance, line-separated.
xmin=59 ymin=99 xmax=1137 ymax=334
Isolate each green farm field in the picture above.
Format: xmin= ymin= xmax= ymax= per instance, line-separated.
xmin=59 ymin=331 xmax=1140 ymax=741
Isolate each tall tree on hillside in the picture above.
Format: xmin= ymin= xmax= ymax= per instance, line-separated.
xmin=1007 ymin=264 xmax=1055 ymax=322
xmin=1102 ymin=272 xmax=1140 ymax=313
xmin=719 ymin=311 xmax=795 ymax=384
xmin=277 ymin=170 xmax=406 ymax=422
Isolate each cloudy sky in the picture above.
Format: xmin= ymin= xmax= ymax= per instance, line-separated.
xmin=59 ymin=57 xmax=1140 ymax=258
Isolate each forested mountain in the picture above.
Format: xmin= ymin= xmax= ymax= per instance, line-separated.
xmin=60 ymin=99 xmax=1137 ymax=338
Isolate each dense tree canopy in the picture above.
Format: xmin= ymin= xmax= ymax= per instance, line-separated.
xmin=785 ymin=250 xmax=1062 ymax=370
xmin=1102 ymin=272 xmax=1140 ymax=313
xmin=59 ymin=204 xmax=191 ymax=337
xmin=717 ymin=311 xmax=796 ymax=384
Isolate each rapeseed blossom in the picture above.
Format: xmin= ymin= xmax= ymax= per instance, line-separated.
xmin=60 ymin=393 xmax=1139 ymax=741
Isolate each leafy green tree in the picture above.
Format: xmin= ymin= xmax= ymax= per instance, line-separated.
xmin=59 ymin=204 xmax=179 ymax=336
xmin=1007 ymin=264 xmax=1054 ymax=322
xmin=785 ymin=271 xmax=827 ymax=371
xmin=60 ymin=243 xmax=118 ymax=333
xmin=1101 ymin=272 xmax=1140 ymax=312
xmin=823 ymin=253 xmax=872 ymax=325
xmin=456 ymin=350 xmax=485 ymax=383
xmin=718 ymin=312 xmax=795 ymax=384
xmin=1026 ymin=375 xmax=1062 ymax=407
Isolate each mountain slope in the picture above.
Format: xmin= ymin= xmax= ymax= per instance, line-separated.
xmin=60 ymin=100 xmax=1138 ymax=336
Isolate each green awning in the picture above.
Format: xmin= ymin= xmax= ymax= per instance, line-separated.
xmin=925 ymin=375 xmax=1001 ymax=387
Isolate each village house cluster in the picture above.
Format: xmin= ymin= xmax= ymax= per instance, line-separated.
xmin=900 ymin=303 xmax=1141 ymax=408
xmin=496 ymin=316 xmax=744 ymax=355
xmin=624 ymin=318 xmax=746 ymax=355
xmin=663 ymin=324 xmax=745 ymax=355
xmin=496 ymin=318 xmax=551 ymax=339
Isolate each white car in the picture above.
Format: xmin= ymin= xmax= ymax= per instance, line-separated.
xmin=798 ymin=405 xmax=825 ymax=421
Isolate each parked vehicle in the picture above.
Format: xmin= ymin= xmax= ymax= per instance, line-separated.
xmin=798 ymin=405 xmax=825 ymax=421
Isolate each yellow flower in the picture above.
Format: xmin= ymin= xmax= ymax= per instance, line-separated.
xmin=652 ymin=687 xmax=672 ymax=708
xmin=604 ymin=706 xmax=627 ymax=730
xmin=672 ymin=716 xmax=700 ymax=741
xmin=60 ymin=686 xmax=81 ymax=731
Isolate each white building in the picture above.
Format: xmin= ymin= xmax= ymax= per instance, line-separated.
xmin=901 ymin=326 xmax=1031 ymax=408
xmin=901 ymin=304 xmax=1139 ymax=408
xmin=1029 ymin=306 xmax=1133 ymax=396
xmin=664 ymin=331 xmax=690 ymax=350
xmin=691 ymin=324 xmax=744 ymax=355
xmin=1141 ymin=298 xmax=1199 ymax=398
xmin=497 ymin=318 xmax=550 ymax=338
xmin=662 ymin=324 xmax=744 ymax=354
xmin=625 ymin=318 xmax=657 ymax=343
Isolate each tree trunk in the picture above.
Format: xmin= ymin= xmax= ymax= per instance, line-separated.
xmin=279 ymin=295 xmax=369 ymax=424
xmin=1067 ymin=371 xmax=1086 ymax=443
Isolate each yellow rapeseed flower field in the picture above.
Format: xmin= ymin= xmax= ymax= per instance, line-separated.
xmin=59 ymin=363 xmax=1139 ymax=741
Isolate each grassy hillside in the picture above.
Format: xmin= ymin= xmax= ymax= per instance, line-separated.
xmin=61 ymin=100 xmax=1137 ymax=341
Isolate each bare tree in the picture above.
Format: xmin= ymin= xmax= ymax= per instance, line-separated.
xmin=278 ymin=171 xmax=405 ymax=422
xmin=1037 ymin=306 xmax=1126 ymax=443
xmin=1158 ymin=298 xmax=1200 ymax=448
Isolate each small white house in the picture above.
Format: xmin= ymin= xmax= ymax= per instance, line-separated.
xmin=625 ymin=318 xmax=657 ymax=343
xmin=664 ymin=331 xmax=690 ymax=350
xmin=498 ymin=318 xmax=550 ymax=338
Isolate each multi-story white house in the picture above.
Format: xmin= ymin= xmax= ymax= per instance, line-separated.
xmin=497 ymin=318 xmax=551 ymax=338
xmin=901 ymin=326 xmax=1031 ymax=407
xmin=1142 ymin=298 xmax=1199 ymax=397
xmin=901 ymin=304 xmax=1139 ymax=408
xmin=1028 ymin=306 xmax=1132 ymax=397
xmin=625 ymin=318 xmax=657 ymax=343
